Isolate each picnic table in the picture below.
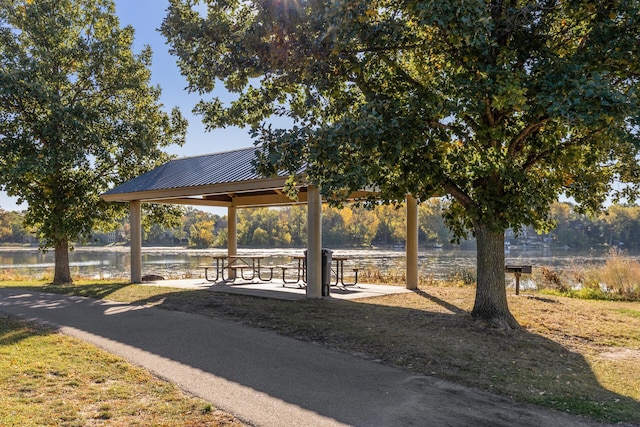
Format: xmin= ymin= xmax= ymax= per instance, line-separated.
xmin=198 ymin=255 xmax=227 ymax=282
xmin=227 ymin=255 xmax=273 ymax=281
xmin=332 ymin=256 xmax=359 ymax=287
xmin=277 ymin=255 xmax=307 ymax=286
xmin=199 ymin=255 xmax=273 ymax=282
xmin=275 ymin=253 xmax=360 ymax=288
xmin=198 ymin=252 xmax=359 ymax=287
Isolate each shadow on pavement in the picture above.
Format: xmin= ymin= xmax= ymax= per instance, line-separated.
xmin=0 ymin=287 xmax=637 ymax=426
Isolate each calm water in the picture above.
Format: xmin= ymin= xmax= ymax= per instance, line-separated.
xmin=0 ymin=246 xmax=633 ymax=281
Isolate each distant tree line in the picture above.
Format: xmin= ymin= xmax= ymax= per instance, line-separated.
xmin=0 ymin=209 xmax=34 ymax=244
xmin=2 ymin=201 xmax=640 ymax=250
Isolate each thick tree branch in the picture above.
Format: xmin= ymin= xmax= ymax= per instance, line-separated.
xmin=442 ymin=178 xmax=475 ymax=211
xmin=508 ymin=117 xmax=549 ymax=158
xmin=484 ymin=97 xmax=495 ymax=128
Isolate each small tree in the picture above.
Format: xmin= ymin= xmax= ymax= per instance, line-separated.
xmin=188 ymin=220 xmax=216 ymax=248
xmin=283 ymin=206 xmax=307 ymax=246
xmin=163 ymin=0 xmax=640 ymax=327
xmin=0 ymin=0 xmax=186 ymax=283
xmin=374 ymin=204 xmax=407 ymax=247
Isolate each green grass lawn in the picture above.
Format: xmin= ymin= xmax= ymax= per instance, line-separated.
xmin=0 ymin=313 xmax=245 ymax=426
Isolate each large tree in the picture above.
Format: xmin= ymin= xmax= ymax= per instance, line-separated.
xmin=162 ymin=0 xmax=640 ymax=328
xmin=0 ymin=0 xmax=186 ymax=283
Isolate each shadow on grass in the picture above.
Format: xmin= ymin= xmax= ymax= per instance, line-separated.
xmin=412 ymin=289 xmax=469 ymax=316
xmin=127 ymin=288 xmax=640 ymax=424
xmin=3 ymin=283 xmax=638 ymax=425
xmin=0 ymin=315 xmax=53 ymax=346
xmin=41 ymin=282 xmax=132 ymax=300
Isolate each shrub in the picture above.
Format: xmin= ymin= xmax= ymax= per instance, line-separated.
xmin=595 ymin=248 xmax=640 ymax=299
xmin=446 ymin=267 xmax=476 ymax=286
xmin=535 ymin=249 xmax=640 ymax=301
xmin=539 ymin=266 xmax=568 ymax=293
xmin=573 ymin=286 xmax=611 ymax=300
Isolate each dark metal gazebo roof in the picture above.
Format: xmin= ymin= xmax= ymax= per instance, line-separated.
xmin=102 ymin=147 xmax=308 ymax=208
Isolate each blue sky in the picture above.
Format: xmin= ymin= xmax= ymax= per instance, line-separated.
xmin=114 ymin=0 xmax=255 ymax=157
xmin=1 ymin=0 xmax=254 ymax=211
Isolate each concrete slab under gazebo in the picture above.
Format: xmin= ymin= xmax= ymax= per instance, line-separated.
xmin=101 ymin=146 xmax=420 ymax=298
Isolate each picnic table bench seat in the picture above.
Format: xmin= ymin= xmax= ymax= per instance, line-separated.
xmin=276 ymin=264 xmax=305 ymax=285
xmin=197 ymin=264 xmax=220 ymax=282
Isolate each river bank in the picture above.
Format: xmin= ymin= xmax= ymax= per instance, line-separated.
xmin=1 ymin=245 xmax=638 ymax=293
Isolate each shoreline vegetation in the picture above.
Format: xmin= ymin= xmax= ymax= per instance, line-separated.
xmin=1 ymin=253 xmax=639 ymax=425
xmin=1 ymin=246 xmax=639 ymax=301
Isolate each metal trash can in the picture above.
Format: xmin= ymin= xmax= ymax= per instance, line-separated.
xmin=321 ymin=248 xmax=333 ymax=296
xmin=304 ymin=248 xmax=333 ymax=296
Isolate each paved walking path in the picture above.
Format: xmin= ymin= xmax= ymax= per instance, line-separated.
xmin=0 ymin=288 xmax=604 ymax=427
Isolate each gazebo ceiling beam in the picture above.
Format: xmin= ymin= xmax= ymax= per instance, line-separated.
xmin=146 ymin=198 xmax=233 ymax=207
xmin=101 ymin=177 xmax=292 ymax=203
xmin=147 ymin=191 xmax=306 ymax=208
xmin=145 ymin=189 xmax=376 ymax=207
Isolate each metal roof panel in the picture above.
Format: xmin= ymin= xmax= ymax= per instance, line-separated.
xmin=103 ymin=147 xmax=305 ymax=196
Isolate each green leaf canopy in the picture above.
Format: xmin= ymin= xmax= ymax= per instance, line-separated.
xmin=0 ymin=0 xmax=187 ymax=282
xmin=162 ymin=0 xmax=640 ymax=326
xmin=163 ymin=0 xmax=639 ymax=234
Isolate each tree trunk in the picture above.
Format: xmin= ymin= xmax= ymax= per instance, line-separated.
xmin=53 ymin=240 xmax=73 ymax=284
xmin=471 ymin=222 xmax=519 ymax=329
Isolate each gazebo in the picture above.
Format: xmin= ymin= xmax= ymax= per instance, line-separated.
xmin=101 ymin=147 xmax=420 ymax=298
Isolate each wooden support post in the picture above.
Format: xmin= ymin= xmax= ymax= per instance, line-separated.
xmin=306 ymin=185 xmax=322 ymax=299
xmin=505 ymin=265 xmax=531 ymax=295
xmin=130 ymin=200 xmax=142 ymax=284
xmin=228 ymin=206 xmax=237 ymax=280
xmin=406 ymin=195 xmax=419 ymax=290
